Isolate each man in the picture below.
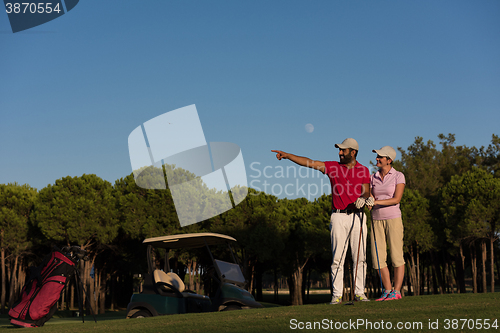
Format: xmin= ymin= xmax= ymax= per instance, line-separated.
xmin=272 ymin=138 xmax=373 ymax=304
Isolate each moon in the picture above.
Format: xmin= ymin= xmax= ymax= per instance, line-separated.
xmin=305 ymin=123 xmax=314 ymax=133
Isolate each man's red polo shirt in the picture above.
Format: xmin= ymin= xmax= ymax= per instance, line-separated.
xmin=324 ymin=161 xmax=370 ymax=210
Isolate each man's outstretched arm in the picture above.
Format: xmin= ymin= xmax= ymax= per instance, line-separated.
xmin=271 ymin=150 xmax=326 ymax=173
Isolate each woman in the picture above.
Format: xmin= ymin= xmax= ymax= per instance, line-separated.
xmin=369 ymin=146 xmax=405 ymax=301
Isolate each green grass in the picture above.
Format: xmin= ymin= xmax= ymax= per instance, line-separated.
xmin=1 ymin=293 xmax=499 ymax=332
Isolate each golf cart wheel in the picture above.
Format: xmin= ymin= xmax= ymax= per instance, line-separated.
xmin=221 ymin=304 xmax=242 ymax=311
xmin=131 ymin=310 xmax=152 ymax=318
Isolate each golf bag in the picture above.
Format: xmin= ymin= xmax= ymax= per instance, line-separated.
xmin=8 ymin=246 xmax=92 ymax=328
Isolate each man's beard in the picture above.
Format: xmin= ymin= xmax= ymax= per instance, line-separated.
xmin=339 ymin=153 xmax=353 ymax=164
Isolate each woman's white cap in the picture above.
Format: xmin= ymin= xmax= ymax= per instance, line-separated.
xmin=373 ymin=146 xmax=396 ymax=160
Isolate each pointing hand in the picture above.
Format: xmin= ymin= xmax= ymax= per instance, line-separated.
xmin=271 ymin=150 xmax=288 ymax=160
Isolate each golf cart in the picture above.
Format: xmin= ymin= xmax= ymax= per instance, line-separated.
xmin=126 ymin=233 xmax=263 ymax=318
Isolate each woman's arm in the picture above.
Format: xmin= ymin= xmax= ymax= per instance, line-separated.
xmin=374 ymin=183 xmax=405 ymax=206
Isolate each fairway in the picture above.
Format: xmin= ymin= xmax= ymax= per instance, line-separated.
xmin=1 ymin=293 xmax=499 ymax=332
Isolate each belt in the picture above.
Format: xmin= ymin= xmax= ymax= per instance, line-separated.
xmin=332 ymin=208 xmax=361 ymax=215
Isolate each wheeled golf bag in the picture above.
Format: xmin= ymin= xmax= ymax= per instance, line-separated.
xmin=8 ymin=248 xmax=78 ymax=327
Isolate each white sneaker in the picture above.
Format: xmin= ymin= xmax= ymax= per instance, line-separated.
xmin=330 ymin=296 xmax=342 ymax=305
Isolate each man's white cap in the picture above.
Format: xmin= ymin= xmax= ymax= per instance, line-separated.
xmin=335 ymin=138 xmax=359 ymax=151
xmin=373 ymin=146 xmax=397 ymax=160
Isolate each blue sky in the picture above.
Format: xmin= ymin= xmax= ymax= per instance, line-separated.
xmin=1 ymin=0 xmax=499 ymax=200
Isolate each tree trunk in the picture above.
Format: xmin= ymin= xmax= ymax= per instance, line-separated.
xmin=457 ymin=243 xmax=466 ymax=293
xmin=430 ymin=251 xmax=444 ymax=294
xmin=426 ymin=259 xmax=431 ymax=295
xmin=91 ymin=266 xmax=98 ymax=314
xmin=195 ymin=267 xmax=200 ymax=294
xmin=367 ymin=269 xmax=373 ymax=298
xmin=17 ymin=260 xmax=25 ymax=302
xmin=416 ymin=246 xmax=421 ymax=295
xmin=70 ymin=282 xmax=75 ymax=309
xmin=80 ymin=256 xmax=95 ymax=314
xmin=404 ymin=255 xmax=411 ymax=296
xmin=188 ymin=260 xmax=195 ymax=291
xmin=288 ymin=269 xmax=303 ymax=306
xmin=94 ymin=266 xmax=101 ymax=314
xmin=79 ymin=260 xmax=86 ymax=308
xmin=304 ymin=265 xmax=311 ymax=302
xmin=431 ymin=264 xmax=438 ymax=294
xmin=490 ymin=234 xmax=496 ymax=293
xmin=481 ymin=240 xmax=487 ymax=293
xmin=273 ymin=268 xmax=279 ymax=302
xmin=1 ymin=247 xmax=6 ymax=313
xmin=329 ymin=268 xmax=333 ymax=297
xmin=444 ymin=261 xmax=449 ymax=294
xmin=451 ymin=260 xmax=458 ymax=293
xmin=422 ymin=260 xmax=425 ymax=295
xmin=110 ymin=275 xmax=116 ymax=311
xmin=443 ymin=252 xmax=455 ymax=294
xmin=288 ymin=256 xmax=308 ymax=306
xmin=248 ymin=262 xmax=255 ymax=295
xmin=409 ymin=245 xmax=418 ymax=295
xmin=6 ymin=260 xmax=11 ymax=301
xmin=191 ymin=261 xmax=196 ymax=291
xmin=470 ymin=242 xmax=477 ymax=293
xmin=99 ymin=271 xmax=106 ymax=314
xmin=8 ymin=255 xmax=18 ymax=308
xmin=60 ymin=284 xmax=65 ymax=311
xmin=407 ymin=249 xmax=414 ymax=295
xmin=447 ymin=254 xmax=455 ymax=294
xmin=87 ymin=260 xmax=96 ymax=314
xmin=255 ymin=263 xmax=263 ymax=301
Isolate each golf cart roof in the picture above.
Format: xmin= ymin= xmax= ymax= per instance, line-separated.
xmin=143 ymin=233 xmax=237 ymax=249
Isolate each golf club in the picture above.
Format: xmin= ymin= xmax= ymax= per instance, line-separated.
xmin=370 ymin=212 xmax=384 ymax=292
xmin=344 ymin=209 xmax=364 ymax=306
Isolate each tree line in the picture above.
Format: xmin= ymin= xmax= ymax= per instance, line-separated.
xmin=395 ymin=134 xmax=500 ymax=297
xmin=0 ymin=133 xmax=499 ymax=313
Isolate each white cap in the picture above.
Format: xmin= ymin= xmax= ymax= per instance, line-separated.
xmin=335 ymin=138 xmax=359 ymax=151
xmin=373 ymin=146 xmax=396 ymax=160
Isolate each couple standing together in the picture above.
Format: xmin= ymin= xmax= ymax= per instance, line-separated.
xmin=272 ymin=138 xmax=405 ymax=303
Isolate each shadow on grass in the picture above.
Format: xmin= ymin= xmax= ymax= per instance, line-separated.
xmin=259 ymin=290 xmax=331 ymax=306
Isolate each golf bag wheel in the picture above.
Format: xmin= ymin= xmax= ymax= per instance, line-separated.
xmin=131 ymin=310 xmax=152 ymax=318
xmin=221 ymin=304 xmax=242 ymax=311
